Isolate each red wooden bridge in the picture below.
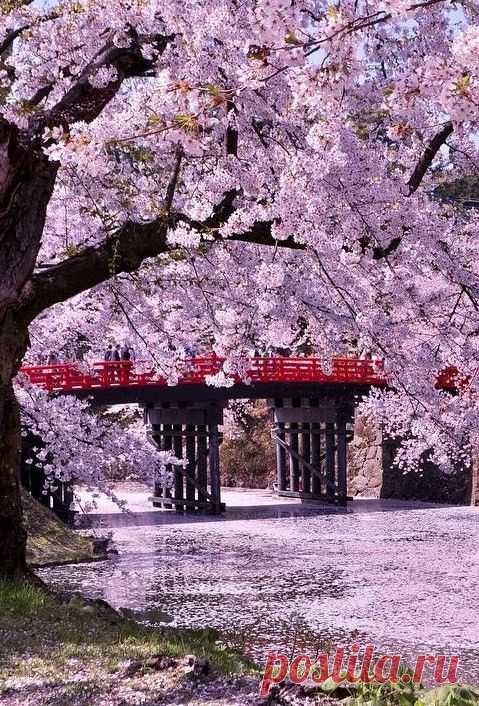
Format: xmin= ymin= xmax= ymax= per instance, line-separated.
xmin=20 ymin=356 xmax=460 ymax=516
xmin=20 ymin=355 xmax=386 ymax=393
xmin=20 ymin=355 xmax=388 ymax=514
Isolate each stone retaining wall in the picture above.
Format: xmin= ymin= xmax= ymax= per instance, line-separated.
xmin=347 ymin=415 xmax=383 ymax=498
xmin=348 ymin=415 xmax=476 ymax=505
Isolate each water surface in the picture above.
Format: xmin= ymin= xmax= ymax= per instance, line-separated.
xmin=39 ymin=487 xmax=479 ymax=684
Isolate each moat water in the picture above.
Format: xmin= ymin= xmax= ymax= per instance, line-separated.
xmin=39 ymin=486 xmax=479 ymax=685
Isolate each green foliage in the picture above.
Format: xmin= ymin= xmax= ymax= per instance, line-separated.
xmin=344 ymin=668 xmax=420 ymax=706
xmin=0 ymin=580 xmax=47 ymax=614
xmin=416 ymin=684 xmax=479 ymax=706
xmin=318 ymin=670 xmax=419 ymax=704
xmin=22 ymin=490 xmax=96 ymax=567
xmin=316 ymin=670 xmax=478 ymax=706
xmin=221 ymin=400 xmax=276 ymax=488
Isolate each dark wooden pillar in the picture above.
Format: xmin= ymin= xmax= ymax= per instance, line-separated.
xmin=277 ymin=422 xmax=287 ymax=491
xmin=63 ymin=481 xmax=75 ymax=526
xmin=51 ymin=480 xmax=67 ymax=522
xmin=336 ymin=417 xmax=348 ymax=506
xmin=185 ymin=424 xmax=196 ymax=512
xmin=289 ymin=399 xmax=300 ymax=492
xmin=197 ymin=425 xmax=208 ymax=507
xmin=310 ymin=398 xmax=322 ymax=496
xmin=153 ymin=423 xmax=173 ymax=508
xmin=270 ymin=396 xmax=354 ymax=506
xmin=209 ymin=427 xmax=222 ymax=514
xmin=325 ymin=422 xmax=336 ymax=502
xmin=144 ymin=402 xmax=225 ymax=514
xmin=288 ymin=424 xmax=299 ymax=491
xmin=300 ymin=422 xmax=311 ymax=494
xmin=272 ymin=399 xmax=287 ymax=491
xmin=310 ymin=422 xmax=322 ymax=495
xmin=173 ymin=424 xmax=184 ymax=513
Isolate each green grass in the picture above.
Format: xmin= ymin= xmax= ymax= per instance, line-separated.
xmin=0 ymin=580 xmax=254 ymax=702
xmin=22 ymin=491 xmax=97 ymax=567
xmin=3 ymin=582 xmax=477 ymax=706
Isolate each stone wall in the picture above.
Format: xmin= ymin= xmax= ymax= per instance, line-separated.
xmin=347 ymin=415 xmax=383 ymax=498
xmin=348 ymin=415 xmax=475 ymax=505
xmin=469 ymin=456 xmax=479 ymax=507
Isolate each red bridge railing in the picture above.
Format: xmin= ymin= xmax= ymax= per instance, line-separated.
xmin=19 ymin=356 xmax=386 ymax=393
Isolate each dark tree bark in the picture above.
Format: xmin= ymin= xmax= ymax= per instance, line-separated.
xmin=0 ymin=119 xmax=57 ymax=577
xmin=0 ymin=381 xmax=27 ymax=577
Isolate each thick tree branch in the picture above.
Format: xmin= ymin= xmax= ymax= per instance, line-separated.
xmin=20 ymin=188 xmax=304 ymax=322
xmin=407 ymin=121 xmax=453 ymax=194
xmin=226 ymin=221 xmax=303 ymax=249
xmin=0 ymin=27 xmax=25 ymax=57
xmin=35 ymin=32 xmax=173 ymax=131
xmin=20 ymin=218 xmax=170 ymax=321
xmin=176 ymin=189 xmax=303 ymax=250
xmin=0 ymin=120 xmax=58 ymax=314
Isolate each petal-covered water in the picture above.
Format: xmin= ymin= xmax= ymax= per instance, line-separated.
xmin=39 ymin=487 xmax=479 ymax=685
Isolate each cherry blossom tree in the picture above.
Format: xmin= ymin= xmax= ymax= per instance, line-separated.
xmin=1 ymin=0 xmax=479 ymax=577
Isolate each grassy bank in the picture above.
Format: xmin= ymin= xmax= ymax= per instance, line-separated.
xmin=22 ymin=491 xmax=97 ymax=567
xmin=0 ymin=581 xmax=254 ymax=706
xmin=1 ymin=582 xmax=478 ymax=706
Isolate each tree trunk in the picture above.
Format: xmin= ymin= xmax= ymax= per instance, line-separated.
xmin=0 ymin=379 xmax=26 ymax=577
xmin=0 ymin=307 xmax=30 ymax=578
xmin=0 ymin=120 xmax=57 ymax=578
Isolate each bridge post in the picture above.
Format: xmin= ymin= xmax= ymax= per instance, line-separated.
xmin=173 ymin=423 xmax=184 ymax=512
xmin=185 ymin=424 xmax=196 ymax=509
xmin=197 ymin=425 xmax=208 ymax=508
xmin=273 ymin=399 xmax=287 ymax=492
xmin=300 ymin=420 xmax=311 ymax=494
xmin=144 ymin=401 xmax=225 ymax=514
xmin=289 ymin=420 xmax=300 ymax=492
xmin=310 ymin=399 xmax=322 ymax=496
xmin=325 ymin=422 xmax=336 ymax=501
xmin=336 ymin=410 xmax=349 ymax=506
xmin=209 ymin=427 xmax=222 ymax=515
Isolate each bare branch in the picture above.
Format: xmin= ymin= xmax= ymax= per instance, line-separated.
xmin=164 ymin=147 xmax=183 ymax=214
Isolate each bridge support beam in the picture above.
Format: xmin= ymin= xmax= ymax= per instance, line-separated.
xmin=143 ymin=401 xmax=225 ymax=514
xmin=270 ymin=398 xmax=354 ymax=506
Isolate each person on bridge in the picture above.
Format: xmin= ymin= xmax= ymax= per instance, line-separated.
xmin=112 ymin=344 xmax=121 ymax=361
xmin=120 ymin=344 xmax=131 ymax=361
xmin=185 ymin=343 xmax=199 ymax=357
xmin=47 ymin=351 xmax=58 ymax=364
xmin=104 ymin=344 xmax=113 ymax=361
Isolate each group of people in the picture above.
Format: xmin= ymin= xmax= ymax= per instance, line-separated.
xmin=37 ymin=342 xmax=201 ymax=366
xmin=103 ymin=344 xmax=134 ymax=362
xmin=36 ymin=351 xmax=70 ymax=365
